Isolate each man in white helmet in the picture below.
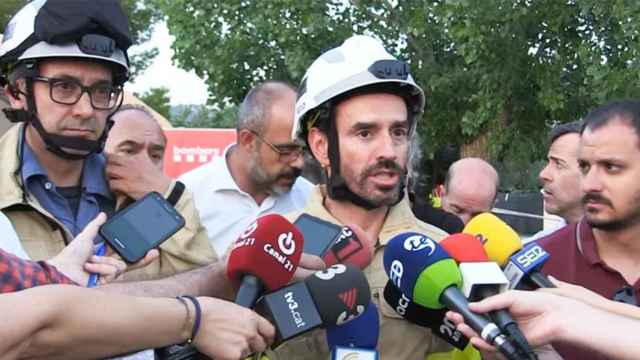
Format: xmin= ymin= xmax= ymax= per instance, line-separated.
xmin=269 ymin=35 xmax=461 ymax=359
xmin=0 ymin=0 xmax=215 ymax=280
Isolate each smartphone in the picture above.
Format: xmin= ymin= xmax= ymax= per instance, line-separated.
xmin=294 ymin=213 xmax=343 ymax=257
xmin=100 ymin=191 xmax=185 ymax=263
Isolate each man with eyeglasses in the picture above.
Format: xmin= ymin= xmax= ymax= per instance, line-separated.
xmin=0 ymin=0 xmax=214 ymax=280
xmin=180 ymin=81 xmax=313 ymax=255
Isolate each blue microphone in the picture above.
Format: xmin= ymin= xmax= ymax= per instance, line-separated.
xmin=503 ymin=242 xmax=554 ymax=289
xmin=327 ymin=302 xmax=379 ymax=360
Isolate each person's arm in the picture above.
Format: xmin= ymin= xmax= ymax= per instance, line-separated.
xmin=1 ymin=285 xmax=274 ymax=360
xmin=98 ymin=260 xmax=234 ymax=299
xmin=542 ymin=276 xmax=640 ymax=320
xmin=446 ymin=290 xmax=640 ymax=360
xmin=0 ymin=248 xmax=75 ymax=292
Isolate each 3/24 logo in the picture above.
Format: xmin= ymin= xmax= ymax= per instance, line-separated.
xmin=403 ymin=235 xmax=436 ymax=254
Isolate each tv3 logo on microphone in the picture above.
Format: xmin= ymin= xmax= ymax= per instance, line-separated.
xmin=284 ymin=291 xmax=306 ymax=328
xmin=336 ymin=287 xmax=365 ymax=325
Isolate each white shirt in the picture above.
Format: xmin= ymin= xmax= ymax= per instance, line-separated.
xmin=0 ymin=211 xmax=29 ymax=259
xmin=179 ymin=147 xmax=313 ymax=256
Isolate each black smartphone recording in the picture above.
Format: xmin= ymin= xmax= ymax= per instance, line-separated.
xmin=294 ymin=213 xmax=342 ymax=257
xmin=99 ymin=192 xmax=185 ymax=263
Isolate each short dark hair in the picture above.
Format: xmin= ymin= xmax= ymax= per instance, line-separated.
xmin=547 ymin=120 xmax=582 ymax=148
xmin=582 ymin=100 xmax=640 ymax=140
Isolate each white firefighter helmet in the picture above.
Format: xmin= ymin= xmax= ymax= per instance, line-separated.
xmin=0 ymin=0 xmax=130 ymax=85
xmin=293 ymin=34 xmax=425 ymax=141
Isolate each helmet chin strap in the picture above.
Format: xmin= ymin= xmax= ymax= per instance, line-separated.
xmin=10 ymin=76 xmax=115 ymax=160
xmin=325 ymin=108 xmax=405 ymax=210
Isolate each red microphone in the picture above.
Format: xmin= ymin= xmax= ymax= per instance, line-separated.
xmin=227 ymin=214 xmax=304 ymax=308
xmin=322 ymin=225 xmax=374 ymax=270
xmin=439 ymin=233 xmax=487 ymax=263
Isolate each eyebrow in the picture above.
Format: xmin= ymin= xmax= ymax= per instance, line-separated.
xmin=149 ymin=143 xmax=166 ymax=152
xmin=117 ymin=140 xmax=143 ymax=149
xmin=49 ymin=74 xmax=113 ymax=86
xmin=548 ymin=155 xmax=568 ymax=165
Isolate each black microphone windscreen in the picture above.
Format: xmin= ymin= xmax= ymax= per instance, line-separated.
xmin=304 ymin=264 xmax=371 ymax=327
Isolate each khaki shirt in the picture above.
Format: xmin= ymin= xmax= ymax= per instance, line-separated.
xmin=0 ymin=124 xmax=217 ymax=280
xmin=267 ymin=185 xmax=453 ymax=359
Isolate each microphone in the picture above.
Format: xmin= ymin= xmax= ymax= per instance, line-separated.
xmin=383 ymin=232 xmax=520 ymax=360
xmin=255 ymin=264 xmax=371 ymax=345
xmin=326 ymin=302 xmax=379 ymax=360
xmin=227 ymin=214 xmax=304 ymax=308
xmin=440 ymin=233 xmax=537 ymax=360
xmin=464 ymin=213 xmax=555 ymax=289
xmin=382 ymin=280 xmax=469 ymax=350
xmin=322 ymin=225 xmax=374 ymax=270
xmin=503 ymin=242 xmax=554 ymax=289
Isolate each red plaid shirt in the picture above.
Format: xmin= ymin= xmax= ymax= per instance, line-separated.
xmin=0 ymin=248 xmax=75 ymax=293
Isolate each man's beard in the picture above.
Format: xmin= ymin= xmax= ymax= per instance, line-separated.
xmin=583 ymin=191 xmax=640 ymax=231
xmin=345 ymin=158 xmax=406 ymax=208
xmin=248 ymin=152 xmax=301 ymax=195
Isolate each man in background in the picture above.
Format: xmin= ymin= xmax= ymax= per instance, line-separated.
xmin=441 ymin=157 xmax=499 ymax=225
xmin=180 ymin=81 xmax=312 ymax=255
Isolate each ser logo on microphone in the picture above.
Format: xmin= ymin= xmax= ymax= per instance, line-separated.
xmin=403 ymin=235 xmax=436 ymax=255
xmin=515 ymin=245 xmax=547 ymax=269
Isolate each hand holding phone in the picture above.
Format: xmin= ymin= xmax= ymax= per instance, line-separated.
xmin=100 ymin=192 xmax=185 ymax=263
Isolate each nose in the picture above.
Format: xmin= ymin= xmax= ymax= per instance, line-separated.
xmin=581 ymin=166 xmax=603 ymax=194
xmin=539 ymin=163 xmax=552 ymax=184
xmin=376 ymin=133 xmax=398 ymax=162
xmin=71 ymin=91 xmax=94 ymax=119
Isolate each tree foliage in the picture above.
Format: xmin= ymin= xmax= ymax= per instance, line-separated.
xmin=137 ymin=86 xmax=172 ymax=120
xmin=171 ymin=104 xmax=237 ymax=129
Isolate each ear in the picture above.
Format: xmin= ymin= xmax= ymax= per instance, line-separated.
xmin=308 ymin=127 xmax=330 ymax=168
xmin=237 ymin=129 xmax=257 ymax=151
xmin=4 ymin=85 xmax=26 ymax=109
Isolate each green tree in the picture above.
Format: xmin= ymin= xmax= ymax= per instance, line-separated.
xmin=0 ymin=0 xmax=26 ymax=31
xmin=0 ymin=0 xmax=160 ymax=81
xmin=171 ymin=104 xmax=237 ymax=129
xmin=137 ymin=86 xmax=171 ymax=120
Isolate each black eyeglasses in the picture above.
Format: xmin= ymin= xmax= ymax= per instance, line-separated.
xmin=249 ymin=130 xmax=305 ymax=163
xmin=31 ymin=76 xmax=122 ymax=110
xmin=613 ymin=286 xmax=637 ymax=306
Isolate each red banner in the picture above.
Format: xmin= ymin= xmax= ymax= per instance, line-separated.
xmin=163 ymin=128 xmax=237 ymax=179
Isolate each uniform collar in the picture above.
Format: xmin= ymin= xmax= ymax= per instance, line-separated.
xmin=304 ymin=185 xmax=419 ymax=246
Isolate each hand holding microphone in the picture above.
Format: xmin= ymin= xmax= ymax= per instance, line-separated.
xmin=383 ymin=232 xmax=520 ymax=360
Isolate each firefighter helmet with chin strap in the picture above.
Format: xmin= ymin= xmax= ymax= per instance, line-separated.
xmin=293 ymin=35 xmax=425 ymax=209
xmin=0 ymin=0 xmax=131 ymax=160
